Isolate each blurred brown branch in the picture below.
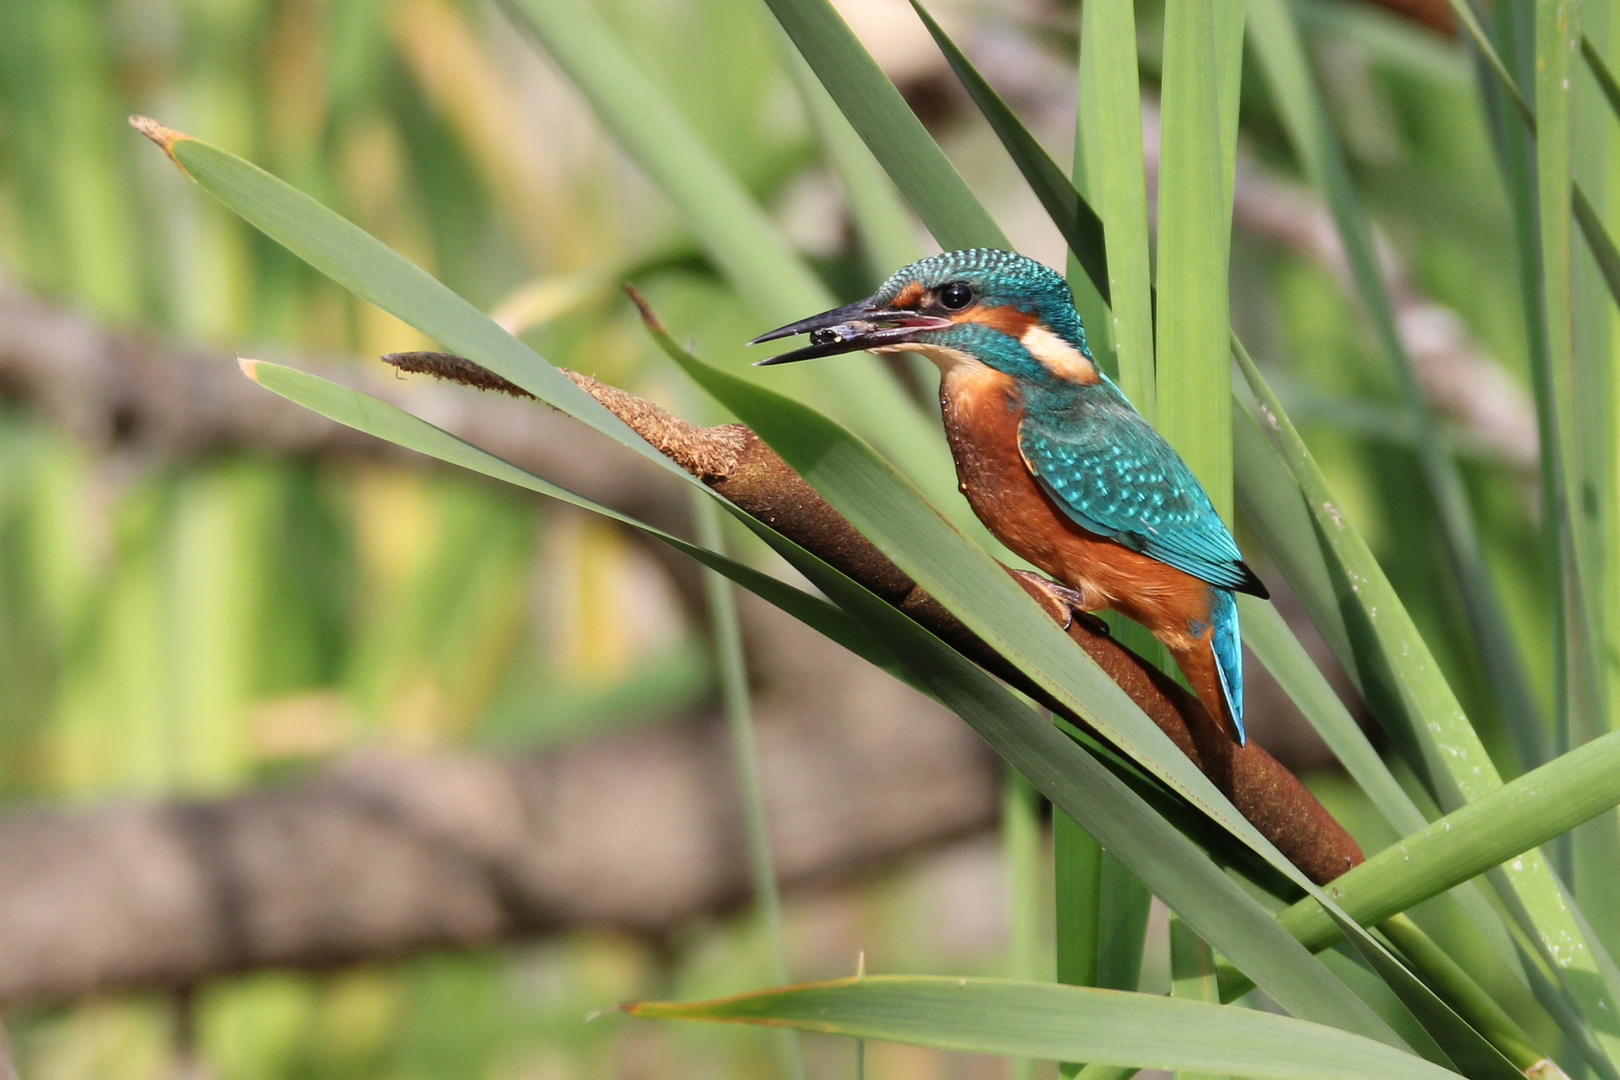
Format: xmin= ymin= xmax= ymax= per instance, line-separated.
xmin=0 ymin=597 xmax=997 ymax=1004
xmin=0 ymin=283 xmax=685 ymax=526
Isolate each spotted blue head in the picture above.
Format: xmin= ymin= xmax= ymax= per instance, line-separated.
xmin=750 ymin=249 xmax=1099 ymax=389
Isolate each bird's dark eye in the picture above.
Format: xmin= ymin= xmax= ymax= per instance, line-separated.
xmin=938 ymin=282 xmax=974 ymax=310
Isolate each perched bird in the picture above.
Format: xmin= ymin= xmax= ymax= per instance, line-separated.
xmin=750 ymin=248 xmax=1267 ymax=744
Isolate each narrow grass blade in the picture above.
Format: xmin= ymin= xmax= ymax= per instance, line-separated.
xmin=129 ymin=119 xmax=653 ymax=464
xmin=759 ymin=0 xmax=1005 ymax=251
xmin=1587 ymin=35 xmax=1620 ymax=123
xmin=1053 ymin=813 xmax=1099 ymax=1079
xmin=1076 ymin=0 xmax=1155 ymax=415
xmin=1054 ymin=814 xmax=1101 ymax=992
xmin=1004 ymin=766 xmax=1043 ymax=1080
xmin=1574 ymin=21 xmax=1620 ymax=976
xmin=1321 ymin=906 xmax=1523 ymax=1080
xmin=625 ymin=976 xmax=1461 ymax=1079
xmin=1445 ymin=0 xmax=1535 ymax=127
xmin=909 ymin=0 xmax=1107 ymax=303
xmin=494 ymin=0 xmax=956 ymax=502
xmin=1535 ymin=0 xmax=1606 ymax=791
xmin=1054 ymin=821 xmax=1151 ymax=1078
xmin=1095 ymin=857 xmax=1151 ymax=995
xmin=1574 ymin=185 xmax=1620 ymax=311
xmin=1247 ymin=0 xmax=1547 ymax=770
xmin=1170 ymin=918 xmax=1228 ymax=1080
xmin=238 ymin=360 xmax=899 ymax=679
xmin=691 ymin=493 xmax=804 ymax=1080
xmin=1237 ymin=394 xmax=1568 ymax=1042
xmin=1155 ymin=0 xmax=1241 ymax=517
xmin=1379 ymin=915 xmax=1552 ymax=1077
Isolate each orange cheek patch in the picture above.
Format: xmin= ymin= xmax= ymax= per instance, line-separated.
xmin=955 ymin=304 xmax=1038 ymax=336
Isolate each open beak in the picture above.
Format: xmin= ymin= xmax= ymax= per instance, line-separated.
xmin=748 ymin=297 xmax=953 ymax=366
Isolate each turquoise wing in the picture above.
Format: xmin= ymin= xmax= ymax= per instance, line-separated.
xmin=1017 ymin=406 xmax=1265 ymax=597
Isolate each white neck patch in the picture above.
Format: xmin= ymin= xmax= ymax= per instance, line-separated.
xmin=1019 ymin=325 xmax=1097 ymax=383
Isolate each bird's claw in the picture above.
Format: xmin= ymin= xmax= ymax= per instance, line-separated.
xmin=1073 ymin=610 xmax=1111 ymax=636
xmin=1007 ymin=569 xmax=1099 ymax=632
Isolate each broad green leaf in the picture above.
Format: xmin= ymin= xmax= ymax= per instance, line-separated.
xmin=1170 ymin=917 xmax=1227 ymax=1080
xmin=625 ymin=976 xmax=1459 ymax=1079
xmin=1077 ymin=0 xmax=1155 ymax=415
xmin=1155 ymin=0 xmax=1241 ymax=520
xmin=1280 ymin=729 xmax=1620 ymax=953
xmin=495 ymin=0 xmax=957 ymax=504
xmin=759 ymin=0 xmax=1005 ymax=250
xmin=1234 ymin=342 xmax=1620 ymax=1066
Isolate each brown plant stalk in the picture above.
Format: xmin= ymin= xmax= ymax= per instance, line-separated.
xmin=384 ymin=312 xmax=1365 ymax=887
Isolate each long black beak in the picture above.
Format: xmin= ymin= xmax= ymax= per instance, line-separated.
xmin=748 ymin=298 xmax=952 ymax=366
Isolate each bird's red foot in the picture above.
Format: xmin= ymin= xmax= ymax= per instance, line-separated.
xmin=1007 ymin=569 xmax=1102 ymax=633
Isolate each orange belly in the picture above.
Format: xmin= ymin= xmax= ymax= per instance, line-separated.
xmin=939 ymin=362 xmax=1214 ymax=651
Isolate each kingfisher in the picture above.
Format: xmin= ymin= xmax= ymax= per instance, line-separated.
xmin=749 ymin=248 xmax=1267 ymax=744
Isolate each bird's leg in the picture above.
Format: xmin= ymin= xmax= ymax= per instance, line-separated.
xmin=1006 ymin=568 xmax=1110 ymax=635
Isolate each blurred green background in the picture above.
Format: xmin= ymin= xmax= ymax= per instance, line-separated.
xmin=0 ymin=0 xmax=1582 ymax=1076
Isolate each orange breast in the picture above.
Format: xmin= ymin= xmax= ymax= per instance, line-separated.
xmin=939 ymin=363 xmax=1213 ymax=649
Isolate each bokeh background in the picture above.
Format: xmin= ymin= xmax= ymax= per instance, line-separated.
xmin=0 ymin=0 xmax=1573 ymax=1076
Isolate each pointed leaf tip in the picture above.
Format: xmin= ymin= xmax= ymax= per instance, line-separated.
xmin=238 ymin=357 xmax=262 ymax=381
xmin=128 ymin=115 xmax=193 ymax=169
xmin=622 ymin=283 xmax=667 ymax=334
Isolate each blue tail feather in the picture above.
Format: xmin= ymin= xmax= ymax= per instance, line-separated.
xmin=1210 ymin=588 xmax=1245 ymax=745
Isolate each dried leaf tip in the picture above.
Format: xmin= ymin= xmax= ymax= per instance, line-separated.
xmin=622 ymin=283 xmax=667 ymax=335
xmin=381 ymin=351 xmax=536 ymax=399
xmin=237 ymin=357 xmax=263 ymax=381
xmin=128 ymin=115 xmax=191 ymax=167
